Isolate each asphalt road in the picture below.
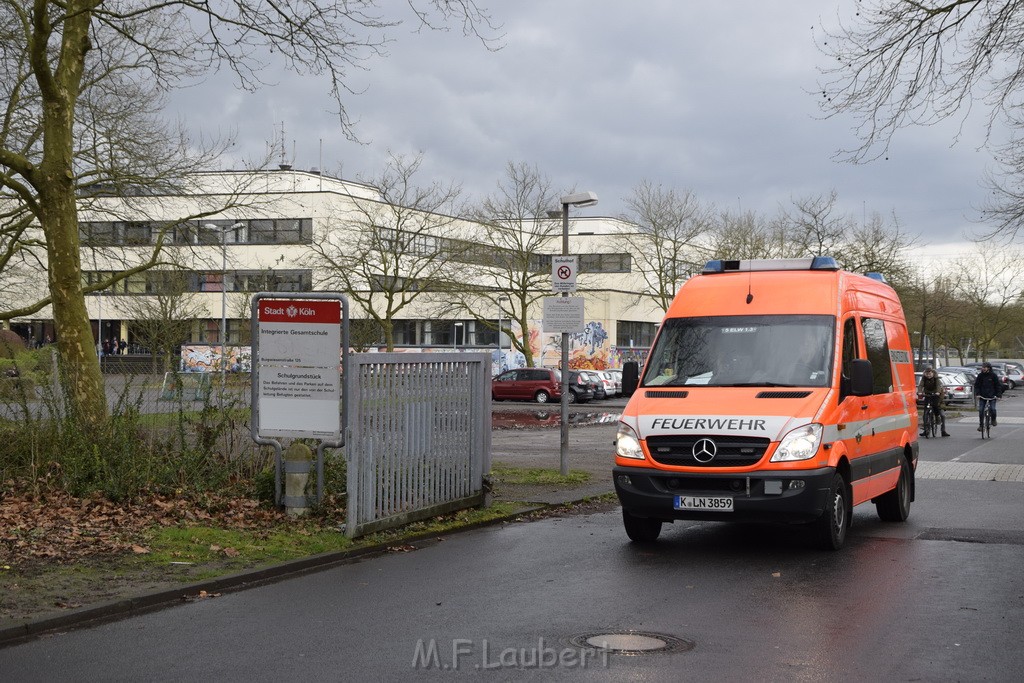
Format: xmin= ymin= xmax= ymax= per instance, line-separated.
xmin=2 ymin=392 xmax=1022 ymax=681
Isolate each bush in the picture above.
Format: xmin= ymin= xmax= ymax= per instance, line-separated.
xmin=0 ymin=330 xmax=26 ymax=358
xmin=0 ymin=366 xmax=273 ymax=502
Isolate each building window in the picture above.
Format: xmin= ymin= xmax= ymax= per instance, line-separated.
xmin=249 ymin=218 xmax=312 ymax=244
xmin=233 ymin=269 xmax=311 ymax=292
xmin=81 ymin=218 xmax=312 ymax=246
xmin=392 ymin=320 xmax=420 ymax=346
xmin=122 ymin=222 xmax=152 ymax=245
xmin=616 ymin=320 xmax=657 ymax=348
xmin=580 ymin=253 xmax=631 ymax=273
xmin=201 ymin=273 xmax=225 ymax=293
xmin=474 ymin=321 xmax=499 ymax=346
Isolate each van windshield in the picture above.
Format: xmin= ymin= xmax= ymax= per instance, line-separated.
xmin=642 ymin=315 xmax=835 ymax=388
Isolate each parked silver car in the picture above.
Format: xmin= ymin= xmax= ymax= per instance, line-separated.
xmin=606 ymin=369 xmax=624 ymax=396
xmin=937 ymin=370 xmax=974 ymax=404
xmin=576 ymin=370 xmax=608 ymax=399
xmin=597 ymin=370 xmax=621 ymax=397
xmin=1001 ymin=361 xmax=1023 ymax=388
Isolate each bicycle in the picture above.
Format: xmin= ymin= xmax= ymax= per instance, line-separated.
xmin=979 ymin=396 xmax=998 ymax=439
xmin=921 ymin=393 xmax=941 ymax=439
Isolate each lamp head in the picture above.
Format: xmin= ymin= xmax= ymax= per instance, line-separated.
xmin=560 ymin=191 xmax=599 ymax=208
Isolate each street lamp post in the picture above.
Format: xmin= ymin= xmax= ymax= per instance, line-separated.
xmin=558 ymin=191 xmax=598 ymax=475
xmin=453 ymin=321 xmax=463 ymax=350
xmin=204 ymin=222 xmax=243 ymax=401
xmin=220 ymin=228 xmax=227 ymax=395
xmin=496 ymin=296 xmax=505 ymax=370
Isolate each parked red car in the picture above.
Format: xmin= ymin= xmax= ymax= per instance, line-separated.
xmin=492 ymin=368 xmax=593 ymax=403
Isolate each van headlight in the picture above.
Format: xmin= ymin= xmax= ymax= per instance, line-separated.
xmin=616 ymin=422 xmax=645 ymax=460
xmin=770 ymin=424 xmax=823 ymax=462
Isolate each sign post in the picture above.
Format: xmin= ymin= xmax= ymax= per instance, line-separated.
xmin=251 ymin=293 xmax=349 ymax=507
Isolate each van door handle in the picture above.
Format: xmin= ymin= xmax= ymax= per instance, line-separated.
xmin=861 ymin=404 xmax=868 ymax=410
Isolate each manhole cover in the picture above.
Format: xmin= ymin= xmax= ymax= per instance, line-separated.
xmin=569 ymin=631 xmax=694 ymax=656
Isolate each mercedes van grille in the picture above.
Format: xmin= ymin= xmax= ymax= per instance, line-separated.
xmin=646 ymin=435 xmax=770 ymax=467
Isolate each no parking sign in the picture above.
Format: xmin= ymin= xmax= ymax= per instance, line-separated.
xmin=552 ymin=255 xmax=578 ymax=292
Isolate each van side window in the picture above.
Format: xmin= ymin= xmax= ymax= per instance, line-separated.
xmin=861 ymin=317 xmax=894 ymax=393
xmin=841 ymin=318 xmax=858 ymax=380
xmin=839 ymin=318 xmax=858 ymax=397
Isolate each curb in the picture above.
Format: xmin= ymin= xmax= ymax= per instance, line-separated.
xmin=0 ymin=495 xmax=616 ymax=648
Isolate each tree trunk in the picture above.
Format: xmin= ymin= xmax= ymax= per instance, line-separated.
xmin=40 ymin=184 xmax=107 ymax=428
xmin=37 ymin=19 xmax=108 ymax=429
xmin=518 ymin=315 xmax=535 ymax=367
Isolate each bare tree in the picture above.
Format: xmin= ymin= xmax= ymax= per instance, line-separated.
xmin=704 ymin=209 xmax=788 ymax=261
xmin=838 ymin=211 xmax=919 ymax=289
xmin=816 ymin=1 xmax=1024 ymax=240
xmin=306 ymin=153 xmax=465 ymax=351
xmin=458 ymin=162 xmax=564 ymax=367
xmin=952 ymin=245 xmax=1024 ymax=359
xmin=616 ymin=182 xmax=714 ymax=312
xmin=0 ymin=0 xmax=497 ymax=428
xmin=775 ymin=191 xmax=851 ymax=258
xmin=115 ymin=269 xmax=204 ymax=373
xmin=897 ymin=272 xmax=966 ymax=366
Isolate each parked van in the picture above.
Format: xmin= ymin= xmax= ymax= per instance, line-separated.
xmin=614 ymin=257 xmax=919 ymax=550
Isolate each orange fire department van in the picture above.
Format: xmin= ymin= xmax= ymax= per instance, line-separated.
xmin=614 ymin=257 xmax=918 ymax=550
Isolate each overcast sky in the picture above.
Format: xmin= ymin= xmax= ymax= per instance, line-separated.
xmin=169 ymin=1 xmax=998 ymax=254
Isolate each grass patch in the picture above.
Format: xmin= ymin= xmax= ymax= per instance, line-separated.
xmin=489 ymin=463 xmax=590 ymax=486
xmin=139 ymin=525 xmax=354 ymax=570
xmin=134 ymin=501 xmax=527 ymax=574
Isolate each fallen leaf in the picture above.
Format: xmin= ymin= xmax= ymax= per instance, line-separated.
xmin=386 ymin=544 xmax=416 ymax=553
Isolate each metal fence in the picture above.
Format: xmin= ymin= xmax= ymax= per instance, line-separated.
xmin=2 ymin=349 xmax=492 ymax=538
xmin=345 ymin=352 xmax=491 ymax=538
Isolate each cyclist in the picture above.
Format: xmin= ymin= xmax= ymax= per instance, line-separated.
xmin=973 ymin=362 xmax=1004 ymax=431
xmin=918 ymin=367 xmax=950 ymax=437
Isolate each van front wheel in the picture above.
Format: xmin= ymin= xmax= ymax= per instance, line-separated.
xmin=622 ymin=510 xmax=662 ymax=543
xmin=812 ymin=472 xmax=850 ymax=551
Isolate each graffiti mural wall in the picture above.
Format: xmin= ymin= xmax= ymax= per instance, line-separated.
xmin=181 ymin=345 xmax=252 ymax=373
xmin=178 ymin=320 xmax=648 ymax=377
xmin=531 ymin=319 xmax=649 ymax=372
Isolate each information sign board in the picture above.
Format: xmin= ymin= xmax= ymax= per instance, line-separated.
xmin=256 ymin=299 xmax=341 ymax=439
xmin=543 ymin=296 xmax=585 ymax=333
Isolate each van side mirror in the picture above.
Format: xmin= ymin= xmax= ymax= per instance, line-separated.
xmin=622 ymin=361 xmax=640 ymax=397
xmin=850 ymin=359 xmax=873 ymax=397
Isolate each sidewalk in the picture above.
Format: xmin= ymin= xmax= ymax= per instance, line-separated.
xmin=489 ymin=403 xmax=622 ymax=504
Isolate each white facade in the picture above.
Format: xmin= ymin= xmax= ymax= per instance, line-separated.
xmin=7 ymin=169 xmax=666 ymax=369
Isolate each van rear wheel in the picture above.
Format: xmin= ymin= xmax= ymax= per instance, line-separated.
xmin=875 ymin=457 xmax=912 ymax=522
xmin=622 ymin=510 xmax=662 ymax=543
xmin=534 ymin=390 xmax=550 ymax=404
xmin=812 ymin=472 xmax=850 ymax=551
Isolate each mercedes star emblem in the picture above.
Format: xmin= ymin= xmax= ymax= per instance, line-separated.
xmin=692 ymin=438 xmax=717 ymax=463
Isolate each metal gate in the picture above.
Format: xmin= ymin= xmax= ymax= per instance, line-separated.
xmin=346 ymin=352 xmax=491 ymax=538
